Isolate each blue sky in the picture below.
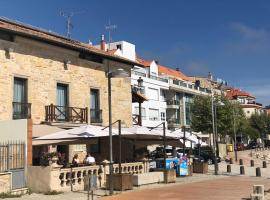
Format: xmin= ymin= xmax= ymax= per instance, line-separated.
xmin=1 ymin=0 xmax=270 ymax=105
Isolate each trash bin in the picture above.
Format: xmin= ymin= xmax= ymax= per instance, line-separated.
xmin=227 ymin=144 xmax=233 ymax=152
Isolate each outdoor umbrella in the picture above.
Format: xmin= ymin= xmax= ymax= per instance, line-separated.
xmin=35 ymin=125 xmax=118 ymax=140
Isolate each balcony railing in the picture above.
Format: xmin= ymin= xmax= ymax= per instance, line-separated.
xmin=132 ymin=70 xmax=147 ymax=77
xmin=12 ymin=102 xmax=31 ymax=119
xmin=247 ymin=102 xmax=263 ymax=107
xmin=166 ymin=100 xmax=180 ymax=106
xmin=90 ymin=109 xmax=103 ymax=124
xmin=149 ymin=75 xmax=168 ymax=83
xmin=45 ymin=104 xmax=88 ymax=123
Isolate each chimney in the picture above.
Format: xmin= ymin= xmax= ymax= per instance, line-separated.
xmin=176 ymin=67 xmax=179 ymax=71
xmin=100 ymin=34 xmax=106 ymax=51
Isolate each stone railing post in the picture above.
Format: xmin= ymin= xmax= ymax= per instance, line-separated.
xmin=101 ymin=160 xmax=110 ymax=187
xmin=140 ymin=158 xmax=148 ymax=173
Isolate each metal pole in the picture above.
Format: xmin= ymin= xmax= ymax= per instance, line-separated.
xmin=211 ymin=89 xmax=218 ymax=175
xmin=163 ymin=122 xmax=167 ymax=183
xmin=214 ymin=105 xmax=218 ymax=175
xmin=108 ymin=71 xmax=113 ymax=195
xmin=118 ymin=120 xmax=122 ymax=174
xmin=183 ymin=126 xmax=186 ymax=156
xmin=233 ymin=107 xmax=238 ymax=161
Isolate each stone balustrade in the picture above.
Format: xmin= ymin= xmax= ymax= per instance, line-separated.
xmin=28 ymin=161 xmax=149 ymax=193
xmin=112 ymin=162 xmax=145 ymax=174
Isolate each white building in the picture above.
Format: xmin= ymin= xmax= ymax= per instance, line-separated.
xmin=226 ymin=88 xmax=264 ymax=118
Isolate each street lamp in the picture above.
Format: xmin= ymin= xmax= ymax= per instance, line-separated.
xmin=213 ymin=100 xmax=224 ymax=175
xmin=107 ymin=67 xmax=129 ymax=195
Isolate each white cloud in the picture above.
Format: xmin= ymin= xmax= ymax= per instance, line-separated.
xmin=231 ymin=22 xmax=268 ymax=40
xmin=228 ymin=22 xmax=270 ymax=53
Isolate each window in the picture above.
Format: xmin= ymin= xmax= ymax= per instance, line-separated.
xmin=148 ymin=88 xmax=159 ymax=100
xmin=160 ymin=89 xmax=166 ymax=101
xmin=74 ymin=144 xmax=86 ymax=152
xmin=185 ymin=95 xmax=193 ymax=125
xmin=14 ymin=77 xmax=27 ymax=103
xmin=161 ymin=112 xmax=165 ymax=121
xmin=90 ymin=89 xmax=102 ymax=123
xmin=149 ymin=108 xmax=159 ymax=121
xmin=57 ymin=83 xmax=68 ymax=120
xmin=116 ymin=44 xmax=122 ymax=50
xmin=134 ymin=107 xmax=146 ymax=119
xmin=13 ymin=77 xmax=30 ymax=119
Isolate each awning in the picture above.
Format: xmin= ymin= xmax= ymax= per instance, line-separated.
xmin=32 ymin=124 xmax=64 ymax=138
xmin=34 ymin=125 xmax=182 ymax=146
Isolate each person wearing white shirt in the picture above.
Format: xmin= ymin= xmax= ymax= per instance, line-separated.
xmin=84 ymin=153 xmax=96 ymax=165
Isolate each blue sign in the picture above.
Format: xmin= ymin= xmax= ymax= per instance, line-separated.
xmin=180 ymin=157 xmax=188 ymax=176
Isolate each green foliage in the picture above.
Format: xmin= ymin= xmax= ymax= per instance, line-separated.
xmin=44 ymin=190 xmax=63 ymax=195
xmin=249 ymin=113 xmax=270 ymax=138
xmin=40 ymin=152 xmax=58 ymax=166
xmin=190 ymin=95 xmax=248 ymax=138
xmin=0 ymin=192 xmax=22 ymax=199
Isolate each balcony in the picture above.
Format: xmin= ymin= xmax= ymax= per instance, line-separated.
xmin=45 ymin=104 xmax=88 ymax=123
xmin=167 ymin=118 xmax=181 ymax=128
xmin=132 ymin=70 xmax=147 ymax=77
xmin=149 ymin=75 xmax=168 ymax=83
xmin=166 ymin=100 xmax=180 ymax=109
xmin=12 ymin=102 xmax=31 ymax=119
xmin=90 ymin=109 xmax=103 ymax=124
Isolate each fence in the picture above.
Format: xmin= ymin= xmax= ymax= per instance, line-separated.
xmin=0 ymin=141 xmax=25 ymax=172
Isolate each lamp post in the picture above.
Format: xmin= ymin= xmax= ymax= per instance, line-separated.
xmin=232 ymin=106 xmax=238 ymax=161
xmin=213 ymin=100 xmax=225 ymax=175
xmin=107 ymin=67 xmax=129 ymax=195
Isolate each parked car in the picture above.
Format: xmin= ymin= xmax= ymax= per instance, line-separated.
xmin=247 ymin=141 xmax=257 ymax=149
xmin=236 ymin=143 xmax=245 ymax=151
xmin=177 ymin=148 xmax=221 ymax=165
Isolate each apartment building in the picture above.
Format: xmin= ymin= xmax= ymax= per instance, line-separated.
xmin=95 ymin=38 xmax=213 ymax=130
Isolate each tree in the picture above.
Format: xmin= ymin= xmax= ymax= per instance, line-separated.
xmin=249 ymin=113 xmax=270 ymax=140
xmin=190 ymin=95 xmax=247 ymax=139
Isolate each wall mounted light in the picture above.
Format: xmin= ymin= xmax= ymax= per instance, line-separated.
xmin=5 ymin=47 xmax=14 ymax=59
xmin=63 ymin=60 xmax=71 ymax=70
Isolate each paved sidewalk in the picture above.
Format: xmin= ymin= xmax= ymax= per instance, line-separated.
xmin=101 ymin=176 xmax=270 ymax=200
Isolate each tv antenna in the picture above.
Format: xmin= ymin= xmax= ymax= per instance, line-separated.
xmin=105 ymin=19 xmax=117 ymax=50
xmin=60 ymin=10 xmax=84 ymax=38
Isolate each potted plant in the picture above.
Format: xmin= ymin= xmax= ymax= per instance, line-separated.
xmin=40 ymin=152 xmax=58 ymax=167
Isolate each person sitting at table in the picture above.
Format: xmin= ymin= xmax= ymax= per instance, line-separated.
xmin=84 ymin=153 xmax=96 ymax=165
xmin=72 ymin=154 xmax=80 ymax=167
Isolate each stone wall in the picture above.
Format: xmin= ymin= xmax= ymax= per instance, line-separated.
xmin=0 ymin=36 xmax=132 ymax=127
xmin=0 ymin=173 xmax=11 ymax=193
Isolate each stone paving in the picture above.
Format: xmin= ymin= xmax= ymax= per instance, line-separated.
xmin=101 ymin=176 xmax=270 ymax=200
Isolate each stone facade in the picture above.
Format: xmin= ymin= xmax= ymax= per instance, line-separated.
xmin=0 ymin=173 xmax=11 ymax=193
xmin=0 ymin=36 xmax=132 ymax=127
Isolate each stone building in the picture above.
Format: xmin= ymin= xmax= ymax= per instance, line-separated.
xmin=0 ymin=18 xmax=140 ymax=163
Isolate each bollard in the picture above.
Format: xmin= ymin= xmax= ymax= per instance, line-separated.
xmin=250 ymin=160 xmax=254 ymax=167
xmin=239 ymin=159 xmax=243 ymax=165
xmin=263 ymin=161 xmax=267 ymax=168
xmin=240 ymin=166 xmax=245 ymax=175
xmin=229 ymin=158 xmax=233 ymax=164
xmin=227 ymin=164 xmax=231 ymax=173
xmin=256 ymin=167 xmax=261 ymax=177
